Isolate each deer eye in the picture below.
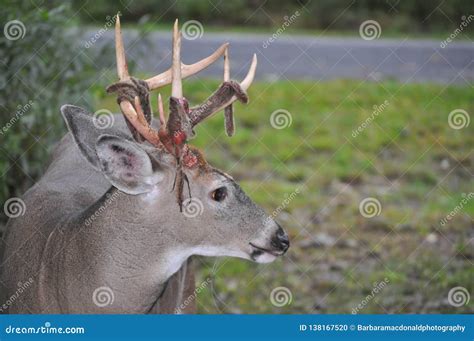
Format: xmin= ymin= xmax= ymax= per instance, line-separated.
xmin=211 ymin=187 xmax=227 ymax=202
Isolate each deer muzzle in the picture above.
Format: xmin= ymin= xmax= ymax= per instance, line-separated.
xmin=249 ymin=223 xmax=290 ymax=263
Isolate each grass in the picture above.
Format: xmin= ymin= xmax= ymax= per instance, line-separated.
xmin=97 ymin=79 xmax=473 ymax=313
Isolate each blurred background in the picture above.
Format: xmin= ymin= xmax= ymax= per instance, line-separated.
xmin=0 ymin=0 xmax=472 ymax=313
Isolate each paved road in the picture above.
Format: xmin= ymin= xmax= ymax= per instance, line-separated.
xmin=86 ymin=30 xmax=473 ymax=85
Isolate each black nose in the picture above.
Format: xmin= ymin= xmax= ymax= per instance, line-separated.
xmin=271 ymin=225 xmax=290 ymax=253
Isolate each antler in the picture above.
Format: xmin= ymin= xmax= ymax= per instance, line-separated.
xmin=108 ymin=15 xmax=160 ymax=146
xmin=107 ymin=14 xmax=257 ymax=209
xmin=108 ymin=14 xmax=228 ymax=147
xmin=109 ymin=13 xmax=257 ymax=147
xmin=165 ymin=20 xmax=193 ymax=155
xmin=145 ymin=44 xmax=229 ymax=90
xmin=113 ymin=14 xmax=227 ymax=91
xmin=223 ymin=49 xmax=234 ymax=136
xmin=187 ymin=53 xmax=257 ymax=130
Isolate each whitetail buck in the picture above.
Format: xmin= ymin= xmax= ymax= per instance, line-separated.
xmin=0 ymin=17 xmax=289 ymax=313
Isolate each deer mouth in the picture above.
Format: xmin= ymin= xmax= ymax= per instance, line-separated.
xmin=249 ymin=242 xmax=285 ymax=258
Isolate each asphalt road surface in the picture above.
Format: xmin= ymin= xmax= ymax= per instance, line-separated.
xmin=86 ymin=29 xmax=473 ymax=85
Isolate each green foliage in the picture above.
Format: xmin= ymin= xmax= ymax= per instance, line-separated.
xmin=305 ymin=0 xmax=474 ymax=32
xmin=0 ymin=1 xmax=99 ymax=222
xmin=74 ymin=0 xmax=474 ymax=35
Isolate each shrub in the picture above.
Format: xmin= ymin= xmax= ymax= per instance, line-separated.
xmin=74 ymin=0 xmax=474 ymax=34
xmin=0 ymin=1 xmax=99 ymax=223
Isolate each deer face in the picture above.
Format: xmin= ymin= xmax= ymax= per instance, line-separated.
xmin=62 ymin=106 xmax=289 ymax=265
xmin=96 ymin=132 xmax=289 ymax=264
xmin=61 ymin=16 xmax=289 ymax=268
xmin=177 ymin=167 xmax=290 ymax=263
xmin=137 ymin=161 xmax=289 ymax=264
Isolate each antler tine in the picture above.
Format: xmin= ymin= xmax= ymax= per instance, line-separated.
xmin=145 ymin=43 xmax=229 ymax=89
xmin=157 ymin=93 xmax=166 ymax=125
xmin=240 ymin=53 xmax=257 ymax=91
xmin=133 ymin=96 xmax=148 ymax=125
xmin=112 ymin=14 xmax=161 ymax=145
xmin=115 ymin=14 xmax=129 ymax=81
xmin=119 ymin=98 xmax=161 ymax=146
xmin=224 ymin=48 xmax=230 ymax=81
xmin=223 ymin=48 xmax=235 ymax=137
xmin=171 ymin=19 xmax=183 ymax=98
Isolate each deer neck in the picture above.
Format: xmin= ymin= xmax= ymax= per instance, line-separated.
xmin=58 ymin=187 xmax=191 ymax=312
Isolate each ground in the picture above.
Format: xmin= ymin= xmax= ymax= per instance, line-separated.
xmin=96 ymin=78 xmax=473 ymax=313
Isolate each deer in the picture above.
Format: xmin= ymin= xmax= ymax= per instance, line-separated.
xmin=0 ymin=16 xmax=289 ymax=314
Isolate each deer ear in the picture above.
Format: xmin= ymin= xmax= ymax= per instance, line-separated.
xmin=61 ymin=105 xmax=129 ymax=170
xmin=61 ymin=105 xmax=102 ymax=169
xmin=95 ymin=135 xmax=163 ymax=195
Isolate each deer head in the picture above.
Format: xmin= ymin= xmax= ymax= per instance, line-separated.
xmin=62 ymin=16 xmax=289 ymax=268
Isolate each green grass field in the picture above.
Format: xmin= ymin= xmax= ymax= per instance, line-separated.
xmin=98 ymin=79 xmax=473 ymax=313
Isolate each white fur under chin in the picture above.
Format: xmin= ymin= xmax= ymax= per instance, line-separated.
xmin=191 ymin=245 xmax=279 ymax=264
xmin=156 ymin=245 xmax=276 ymax=284
xmin=253 ymin=252 xmax=277 ymax=263
xmin=156 ymin=249 xmax=190 ymax=282
xmin=157 ymin=246 xmax=250 ymax=280
xmin=189 ymin=245 xmax=250 ymax=260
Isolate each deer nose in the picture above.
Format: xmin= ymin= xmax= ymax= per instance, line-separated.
xmin=271 ymin=225 xmax=290 ymax=253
